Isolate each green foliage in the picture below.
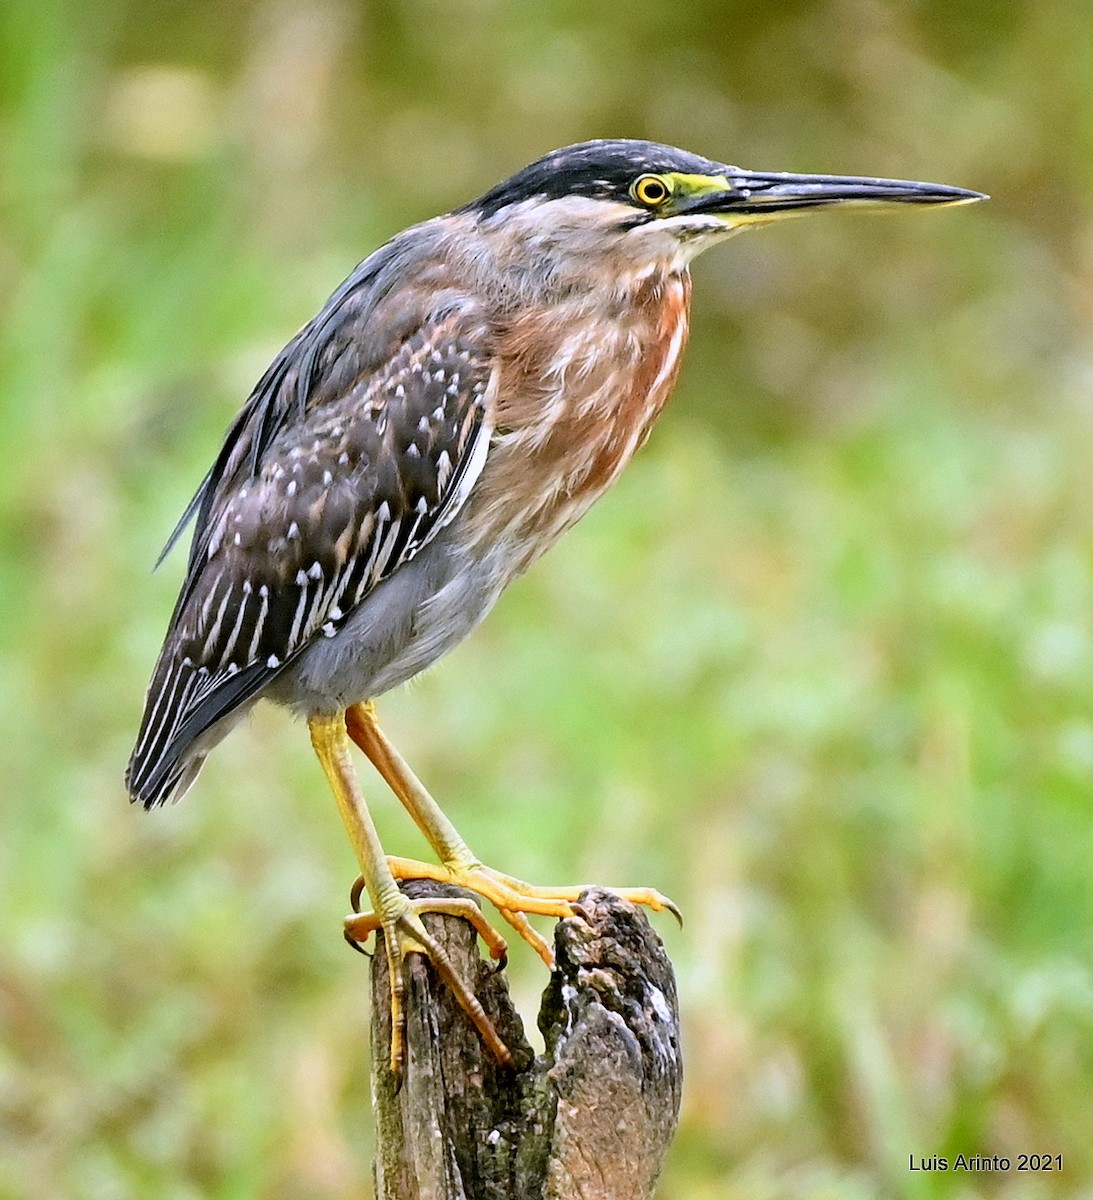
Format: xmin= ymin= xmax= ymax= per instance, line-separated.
xmin=2 ymin=1 xmax=1092 ymax=1196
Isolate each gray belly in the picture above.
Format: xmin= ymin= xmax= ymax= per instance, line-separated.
xmin=265 ymin=524 xmax=512 ymax=715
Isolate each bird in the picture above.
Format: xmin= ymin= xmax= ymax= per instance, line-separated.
xmin=127 ymin=139 xmax=984 ymax=1069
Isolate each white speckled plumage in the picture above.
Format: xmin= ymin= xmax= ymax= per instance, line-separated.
xmin=128 ymin=206 xmax=704 ymax=805
xmin=128 ymin=139 xmax=981 ymax=808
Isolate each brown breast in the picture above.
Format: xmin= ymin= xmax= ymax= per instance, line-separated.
xmin=463 ymin=267 xmax=692 ymax=571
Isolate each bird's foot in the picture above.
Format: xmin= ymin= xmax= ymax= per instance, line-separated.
xmin=344 ymin=888 xmax=511 ymax=1073
xmin=352 ymin=857 xmax=681 ymax=968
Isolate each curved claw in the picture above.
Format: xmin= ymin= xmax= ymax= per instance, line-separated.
xmin=343 ymin=859 xmax=678 ymax=1072
xmin=343 ymin=928 xmax=374 ymax=957
xmin=383 ymin=856 xmax=680 ymax=949
xmin=613 ymin=886 xmax=683 ymax=928
xmin=345 ymin=896 xmax=508 ymax=962
xmin=375 ymin=898 xmax=512 ymax=1073
xmin=342 ymin=891 xmax=512 ymax=1072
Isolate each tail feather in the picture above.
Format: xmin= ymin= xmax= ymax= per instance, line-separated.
xmin=126 ymin=756 xmax=200 ymax=810
xmin=126 ymin=653 xmax=268 ymax=808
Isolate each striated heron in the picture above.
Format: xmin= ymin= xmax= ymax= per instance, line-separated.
xmin=127 ymin=140 xmax=984 ymax=1068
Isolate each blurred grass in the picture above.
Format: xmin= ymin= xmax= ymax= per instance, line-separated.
xmin=3 ymin=1 xmax=1093 ymax=1197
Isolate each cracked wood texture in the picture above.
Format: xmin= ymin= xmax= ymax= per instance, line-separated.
xmin=369 ymin=883 xmax=683 ymax=1200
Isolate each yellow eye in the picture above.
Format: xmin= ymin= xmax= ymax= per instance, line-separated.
xmin=632 ymin=174 xmax=672 ymax=208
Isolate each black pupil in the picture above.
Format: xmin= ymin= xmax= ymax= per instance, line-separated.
xmin=643 ymin=179 xmax=665 ymax=201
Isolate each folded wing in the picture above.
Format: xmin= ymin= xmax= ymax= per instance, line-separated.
xmin=127 ymin=302 xmax=495 ymax=808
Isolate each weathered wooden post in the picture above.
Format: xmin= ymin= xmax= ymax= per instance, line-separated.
xmin=369 ymin=883 xmax=683 ymax=1200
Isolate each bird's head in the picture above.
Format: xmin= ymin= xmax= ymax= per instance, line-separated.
xmin=462 ymin=139 xmax=985 ymax=273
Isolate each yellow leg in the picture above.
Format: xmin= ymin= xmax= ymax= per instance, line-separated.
xmin=308 ymin=711 xmax=512 ymax=1071
xmin=344 ymin=701 xmax=681 ymax=968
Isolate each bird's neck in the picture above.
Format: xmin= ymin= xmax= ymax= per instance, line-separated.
xmin=462 ymin=262 xmax=693 ymax=573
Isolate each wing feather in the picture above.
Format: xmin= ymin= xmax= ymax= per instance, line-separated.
xmin=128 ymin=301 xmax=495 ymax=807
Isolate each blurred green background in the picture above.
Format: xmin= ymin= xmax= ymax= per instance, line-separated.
xmin=2 ymin=0 xmax=1092 ymax=1196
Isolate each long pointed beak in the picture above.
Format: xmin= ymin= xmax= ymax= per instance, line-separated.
xmin=681 ymin=170 xmax=987 ymax=224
